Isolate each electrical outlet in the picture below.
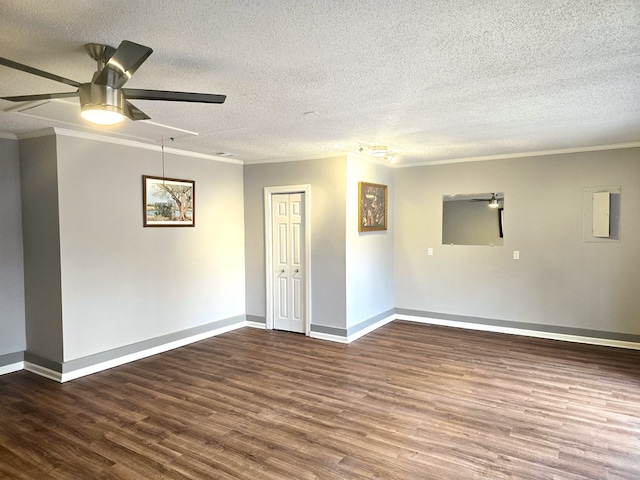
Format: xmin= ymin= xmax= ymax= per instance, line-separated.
xmin=427 ymin=248 xmax=433 ymax=256
xmin=513 ymin=250 xmax=520 ymax=260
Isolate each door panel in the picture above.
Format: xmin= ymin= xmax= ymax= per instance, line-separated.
xmin=272 ymin=193 xmax=305 ymax=333
xmin=277 ymin=223 xmax=287 ymax=265
xmin=278 ymin=276 xmax=288 ymax=318
xmin=292 ymin=223 xmax=301 ymax=265
xmin=293 ymin=277 xmax=303 ymax=322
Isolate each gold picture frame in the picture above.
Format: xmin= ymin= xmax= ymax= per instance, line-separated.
xmin=358 ymin=182 xmax=387 ymax=232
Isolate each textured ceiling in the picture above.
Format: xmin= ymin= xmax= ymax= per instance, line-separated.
xmin=1 ymin=0 xmax=639 ymax=166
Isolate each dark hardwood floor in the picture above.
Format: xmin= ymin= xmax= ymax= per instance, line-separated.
xmin=1 ymin=321 xmax=640 ymax=479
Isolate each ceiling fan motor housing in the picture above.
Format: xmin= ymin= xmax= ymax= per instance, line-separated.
xmin=78 ymin=83 xmax=125 ymax=117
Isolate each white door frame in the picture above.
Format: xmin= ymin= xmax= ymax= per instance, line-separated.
xmin=264 ymin=185 xmax=312 ymax=335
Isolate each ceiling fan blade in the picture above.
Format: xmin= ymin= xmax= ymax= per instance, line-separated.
xmin=123 ymin=100 xmax=150 ymax=121
xmin=2 ymin=91 xmax=79 ymax=102
xmin=0 ymin=57 xmax=81 ymax=87
xmin=93 ymin=40 xmax=153 ymax=89
xmin=123 ymin=88 xmax=226 ymax=104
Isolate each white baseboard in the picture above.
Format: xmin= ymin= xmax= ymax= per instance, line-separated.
xmin=397 ymin=315 xmax=640 ymax=351
xmin=347 ymin=315 xmax=396 ymax=343
xmin=20 ymin=321 xmax=246 ymax=383
xmin=0 ymin=361 xmax=24 ymax=376
xmin=24 ymin=362 xmax=62 ymax=382
xmin=310 ymin=314 xmax=395 ymax=344
xmin=13 ymin=315 xmax=640 ymax=383
xmin=310 ymin=331 xmax=349 ymax=344
xmin=57 ymin=321 xmax=246 ymax=382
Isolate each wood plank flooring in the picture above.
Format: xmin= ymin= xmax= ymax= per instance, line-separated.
xmin=1 ymin=321 xmax=640 ymax=479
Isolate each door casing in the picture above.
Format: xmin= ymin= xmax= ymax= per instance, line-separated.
xmin=264 ymin=185 xmax=311 ymax=335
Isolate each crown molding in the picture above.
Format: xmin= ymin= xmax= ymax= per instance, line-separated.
xmin=14 ymin=127 xmax=56 ymax=140
xmin=15 ymin=127 xmax=244 ymax=165
xmin=243 ymin=152 xmax=346 ymax=165
xmin=396 ymin=142 xmax=640 ymax=168
xmin=11 ymin=128 xmax=639 ymax=168
xmin=346 ymin=152 xmax=396 ymax=167
xmin=246 ymin=141 xmax=640 ymax=168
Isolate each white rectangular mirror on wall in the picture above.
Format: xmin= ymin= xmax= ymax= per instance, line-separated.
xmin=442 ymin=193 xmax=504 ymax=246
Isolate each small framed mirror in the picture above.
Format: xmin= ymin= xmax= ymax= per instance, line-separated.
xmin=442 ymin=193 xmax=504 ymax=246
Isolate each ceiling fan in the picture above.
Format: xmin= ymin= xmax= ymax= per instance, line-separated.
xmin=470 ymin=193 xmax=502 ymax=208
xmin=0 ymin=40 xmax=226 ymax=125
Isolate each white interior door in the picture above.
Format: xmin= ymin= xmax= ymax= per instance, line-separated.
xmin=272 ymin=193 xmax=305 ymax=333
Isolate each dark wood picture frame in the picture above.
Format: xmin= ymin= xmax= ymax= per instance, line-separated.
xmin=358 ymin=182 xmax=388 ymax=232
xmin=143 ymin=175 xmax=195 ymax=227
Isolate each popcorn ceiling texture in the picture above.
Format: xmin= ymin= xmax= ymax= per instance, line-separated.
xmin=0 ymin=0 xmax=639 ymax=165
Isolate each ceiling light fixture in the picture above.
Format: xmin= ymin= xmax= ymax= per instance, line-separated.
xmin=369 ymin=146 xmax=388 ymax=158
xmin=488 ymin=194 xmax=499 ymax=208
xmin=357 ymin=143 xmax=398 ymax=163
xmin=80 ymin=108 xmax=125 ymax=125
xmin=79 ymin=84 xmax=125 ymax=125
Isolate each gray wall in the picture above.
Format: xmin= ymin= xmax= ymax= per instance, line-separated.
xmin=19 ymin=135 xmax=64 ymax=362
xmin=17 ymin=131 xmax=246 ymax=364
xmin=0 ymin=138 xmax=26 ymax=356
xmin=395 ymin=147 xmax=640 ymax=335
xmin=345 ymin=156 xmax=395 ymax=328
xmin=244 ymin=157 xmax=347 ymax=329
xmin=54 ymin=134 xmax=246 ymax=361
xmin=7 ymin=127 xmax=639 ymax=374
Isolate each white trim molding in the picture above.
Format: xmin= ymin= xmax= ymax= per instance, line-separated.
xmin=24 ymin=362 xmax=62 ymax=382
xmin=310 ymin=331 xmax=349 ymax=344
xmin=16 ymin=127 xmax=243 ymax=164
xmin=396 ymin=314 xmax=640 ymax=351
xmin=312 ymin=312 xmax=640 ymax=350
xmin=10 ymin=314 xmax=640 ymax=383
xmin=397 ymin=141 xmax=640 ymax=168
xmin=59 ymin=321 xmax=246 ymax=382
xmin=22 ymin=320 xmax=246 ymax=383
xmin=347 ymin=314 xmax=395 ymax=343
xmin=246 ymin=321 xmax=267 ymax=329
xmin=0 ymin=361 xmax=24 ymax=376
xmin=264 ymin=184 xmax=312 ymax=336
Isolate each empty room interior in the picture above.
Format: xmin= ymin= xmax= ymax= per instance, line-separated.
xmin=1 ymin=2 xmax=639 ymax=479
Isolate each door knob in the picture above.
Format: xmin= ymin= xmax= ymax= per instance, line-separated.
xmin=281 ymin=269 xmax=285 ymax=273
xmin=295 ymin=269 xmax=299 ymax=273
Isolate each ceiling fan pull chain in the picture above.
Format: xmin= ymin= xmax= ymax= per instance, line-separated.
xmin=161 ymin=135 xmax=166 ymax=183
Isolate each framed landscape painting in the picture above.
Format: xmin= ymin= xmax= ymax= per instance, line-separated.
xmin=358 ymin=182 xmax=387 ymax=232
xmin=143 ymin=175 xmax=195 ymax=227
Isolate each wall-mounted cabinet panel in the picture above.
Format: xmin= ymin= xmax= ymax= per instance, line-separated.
xmin=583 ymin=186 xmax=621 ymax=242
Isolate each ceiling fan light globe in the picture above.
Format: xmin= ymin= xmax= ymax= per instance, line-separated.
xmin=79 ymin=83 xmax=126 ymax=125
xmin=80 ymin=108 xmax=125 ymax=125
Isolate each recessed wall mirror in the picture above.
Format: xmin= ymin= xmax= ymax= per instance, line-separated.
xmin=442 ymin=193 xmax=504 ymax=246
